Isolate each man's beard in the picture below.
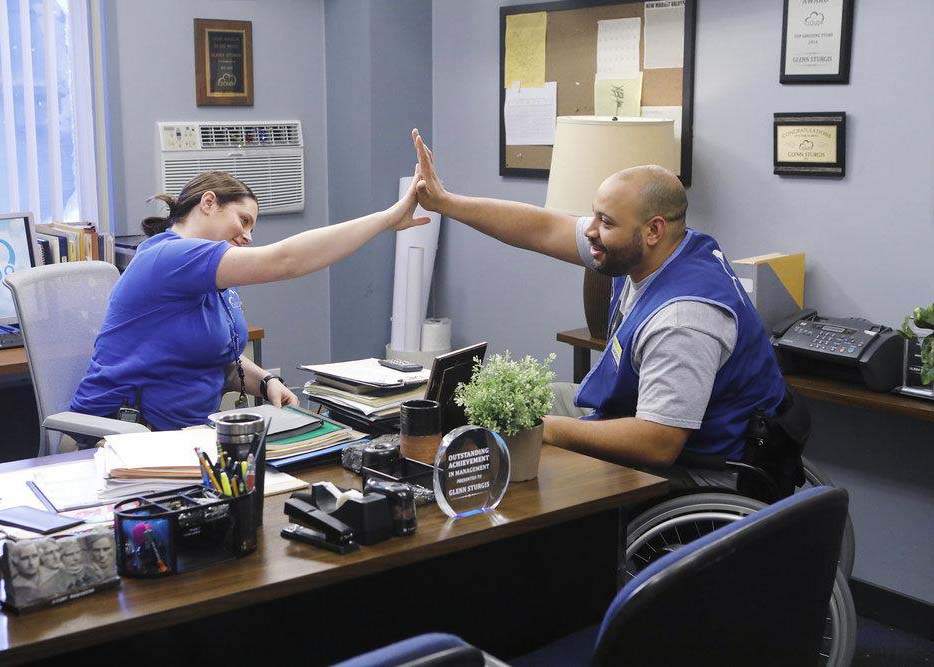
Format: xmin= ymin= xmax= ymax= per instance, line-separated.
xmin=592 ymin=226 xmax=644 ymax=277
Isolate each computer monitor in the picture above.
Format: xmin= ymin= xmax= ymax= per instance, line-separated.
xmin=0 ymin=212 xmax=37 ymax=327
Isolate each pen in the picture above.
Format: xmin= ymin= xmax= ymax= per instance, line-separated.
xmin=231 ymin=473 xmax=240 ymax=497
xmin=199 ymin=451 xmax=222 ymax=492
xmin=194 ymin=447 xmax=211 ymax=488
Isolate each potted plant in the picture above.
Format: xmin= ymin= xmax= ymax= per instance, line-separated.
xmin=898 ymin=304 xmax=934 ymax=390
xmin=454 ymin=351 xmax=556 ymax=482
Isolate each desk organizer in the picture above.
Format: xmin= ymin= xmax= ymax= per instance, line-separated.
xmin=114 ymin=485 xmax=256 ymax=578
xmin=362 ymin=457 xmax=436 ymax=506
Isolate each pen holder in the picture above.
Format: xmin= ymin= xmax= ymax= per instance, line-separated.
xmin=210 ymin=412 xmax=269 ymax=526
xmin=113 ymin=485 xmax=257 ymax=578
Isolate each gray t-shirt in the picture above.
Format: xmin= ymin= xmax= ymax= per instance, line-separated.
xmin=576 ymin=217 xmax=737 ymax=429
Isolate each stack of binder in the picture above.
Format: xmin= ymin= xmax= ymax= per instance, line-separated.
xmin=208 ymin=404 xmax=358 ymax=461
xmin=300 ymin=359 xmax=430 ymax=433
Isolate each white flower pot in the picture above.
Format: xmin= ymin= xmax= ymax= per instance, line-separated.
xmin=502 ymin=423 xmax=543 ymax=482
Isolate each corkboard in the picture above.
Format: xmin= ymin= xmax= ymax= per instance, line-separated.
xmin=499 ymin=0 xmax=695 ymax=185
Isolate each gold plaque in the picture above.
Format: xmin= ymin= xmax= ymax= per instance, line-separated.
xmin=773 ymin=113 xmax=845 ymax=177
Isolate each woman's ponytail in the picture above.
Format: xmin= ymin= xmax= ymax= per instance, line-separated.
xmin=141 ymin=194 xmax=178 ymax=236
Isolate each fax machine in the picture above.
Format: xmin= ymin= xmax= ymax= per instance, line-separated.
xmin=771 ymin=309 xmax=902 ymax=392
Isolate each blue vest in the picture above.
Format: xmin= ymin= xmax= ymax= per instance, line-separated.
xmin=575 ymin=229 xmax=786 ymax=459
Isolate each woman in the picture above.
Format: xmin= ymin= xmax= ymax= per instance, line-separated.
xmin=71 ymin=170 xmax=427 ymax=431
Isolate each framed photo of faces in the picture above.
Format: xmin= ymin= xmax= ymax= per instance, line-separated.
xmin=1 ymin=529 xmax=119 ymax=613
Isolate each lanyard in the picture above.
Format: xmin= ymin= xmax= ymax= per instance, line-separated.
xmin=219 ymin=289 xmax=248 ymax=409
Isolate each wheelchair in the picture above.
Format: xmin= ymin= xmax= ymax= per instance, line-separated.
xmin=622 ymin=454 xmax=857 ymax=666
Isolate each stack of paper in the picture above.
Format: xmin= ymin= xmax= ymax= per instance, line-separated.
xmin=98 ymin=429 xmax=214 ymax=479
xmin=303 ymin=383 xmax=426 ymax=418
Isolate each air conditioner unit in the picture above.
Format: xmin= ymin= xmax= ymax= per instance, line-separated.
xmin=157 ymin=121 xmax=304 ymax=215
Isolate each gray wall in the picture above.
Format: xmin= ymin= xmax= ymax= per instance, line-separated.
xmin=432 ymin=0 xmax=934 ymax=602
xmin=326 ymin=0 xmax=433 ymax=362
xmin=104 ymin=0 xmax=331 ymax=387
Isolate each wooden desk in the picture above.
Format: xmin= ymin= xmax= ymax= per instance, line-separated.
xmin=556 ymin=327 xmax=933 ymax=420
xmin=0 ymin=447 xmax=667 ymax=665
xmin=0 ymin=326 xmax=265 ymax=378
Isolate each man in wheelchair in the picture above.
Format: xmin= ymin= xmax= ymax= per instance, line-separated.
xmin=411 ymin=129 xmax=805 ymax=499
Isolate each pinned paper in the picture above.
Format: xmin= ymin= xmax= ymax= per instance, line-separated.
xmin=504 ymin=81 xmax=557 ymax=145
xmin=644 ymin=0 xmax=685 ymax=69
xmin=596 ymin=17 xmax=641 ymax=80
xmin=594 ymin=74 xmax=643 ymax=118
xmin=504 ymin=12 xmax=547 ymax=88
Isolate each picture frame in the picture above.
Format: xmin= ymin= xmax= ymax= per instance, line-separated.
xmin=499 ymin=0 xmax=696 ymax=184
xmin=773 ymin=112 xmax=846 ymax=178
xmin=194 ymin=18 xmax=254 ymax=106
xmin=780 ymin=0 xmax=854 ymax=84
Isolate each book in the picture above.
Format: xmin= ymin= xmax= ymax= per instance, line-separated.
xmin=34 ymin=225 xmax=77 ymax=261
xmin=34 ymin=232 xmax=68 ymax=263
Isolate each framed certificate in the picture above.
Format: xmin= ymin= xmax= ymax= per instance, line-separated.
xmin=780 ymin=0 xmax=853 ymax=84
xmin=773 ymin=112 xmax=846 ymax=178
xmin=194 ymin=18 xmax=254 ymax=106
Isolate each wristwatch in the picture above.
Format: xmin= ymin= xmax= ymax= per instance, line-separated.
xmin=260 ymin=374 xmax=285 ymax=401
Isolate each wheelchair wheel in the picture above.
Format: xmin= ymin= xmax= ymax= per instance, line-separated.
xmin=801 ymin=457 xmax=856 ymax=579
xmin=625 ymin=493 xmax=857 ymax=666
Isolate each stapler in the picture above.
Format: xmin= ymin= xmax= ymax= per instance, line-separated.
xmin=282 ymin=497 xmax=359 ymax=554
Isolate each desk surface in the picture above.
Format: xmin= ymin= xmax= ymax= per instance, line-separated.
xmin=0 ymin=326 xmax=265 ymax=378
xmin=0 ymin=446 xmax=666 ymax=664
xmin=556 ymin=327 xmax=934 ymax=421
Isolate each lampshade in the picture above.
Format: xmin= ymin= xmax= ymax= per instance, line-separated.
xmin=545 ymin=116 xmax=677 ymax=216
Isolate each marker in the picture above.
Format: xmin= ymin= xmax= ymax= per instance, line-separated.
xmin=241 ymin=460 xmax=248 ymax=480
xmin=245 ymin=453 xmax=256 ymax=492
xmin=220 ymin=471 xmax=233 ymax=497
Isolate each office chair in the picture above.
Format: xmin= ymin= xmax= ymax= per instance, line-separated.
xmin=4 ymin=262 xmax=147 ymax=456
xmin=332 ymin=487 xmax=849 ymax=667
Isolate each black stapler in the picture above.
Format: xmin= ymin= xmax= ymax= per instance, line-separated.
xmin=282 ymin=497 xmax=359 ymax=554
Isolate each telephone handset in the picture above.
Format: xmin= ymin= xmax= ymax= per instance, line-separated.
xmin=771 ymin=308 xmax=902 ymax=392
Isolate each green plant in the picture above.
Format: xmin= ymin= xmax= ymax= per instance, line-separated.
xmin=898 ymin=304 xmax=934 ymax=385
xmin=454 ymin=351 xmax=556 ymax=437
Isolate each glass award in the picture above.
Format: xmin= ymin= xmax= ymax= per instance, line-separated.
xmin=433 ymin=425 xmax=510 ymax=519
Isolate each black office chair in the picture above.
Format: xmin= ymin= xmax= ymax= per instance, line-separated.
xmin=331 ymin=487 xmax=850 ymax=667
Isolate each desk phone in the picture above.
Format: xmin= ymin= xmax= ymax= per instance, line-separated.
xmin=771 ymin=309 xmax=903 ymax=392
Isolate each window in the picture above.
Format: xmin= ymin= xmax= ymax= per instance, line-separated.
xmin=0 ymin=0 xmax=97 ymax=225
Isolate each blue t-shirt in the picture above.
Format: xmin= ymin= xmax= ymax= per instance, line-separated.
xmin=71 ymin=231 xmax=248 ymax=430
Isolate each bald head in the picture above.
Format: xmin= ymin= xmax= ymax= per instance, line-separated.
xmin=612 ymin=165 xmax=687 ymax=233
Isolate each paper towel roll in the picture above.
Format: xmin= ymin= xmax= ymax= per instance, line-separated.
xmin=421 ymin=317 xmax=452 ymax=352
xmin=390 ymin=176 xmax=442 ymax=351
xmin=404 ymin=247 xmax=424 ymax=351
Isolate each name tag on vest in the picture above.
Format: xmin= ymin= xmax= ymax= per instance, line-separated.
xmin=611 ymin=336 xmax=623 ymax=367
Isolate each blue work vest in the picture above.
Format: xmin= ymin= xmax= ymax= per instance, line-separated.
xmin=575 ymin=229 xmax=786 ymax=459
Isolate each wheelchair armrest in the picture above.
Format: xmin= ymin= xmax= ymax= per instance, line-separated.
xmin=43 ymin=411 xmax=150 ymax=438
xmin=397 ymin=645 xmax=489 ymax=667
xmin=675 ymin=451 xmax=729 ymax=470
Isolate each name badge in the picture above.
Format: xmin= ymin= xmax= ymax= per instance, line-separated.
xmin=611 ymin=336 xmax=623 ymax=367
